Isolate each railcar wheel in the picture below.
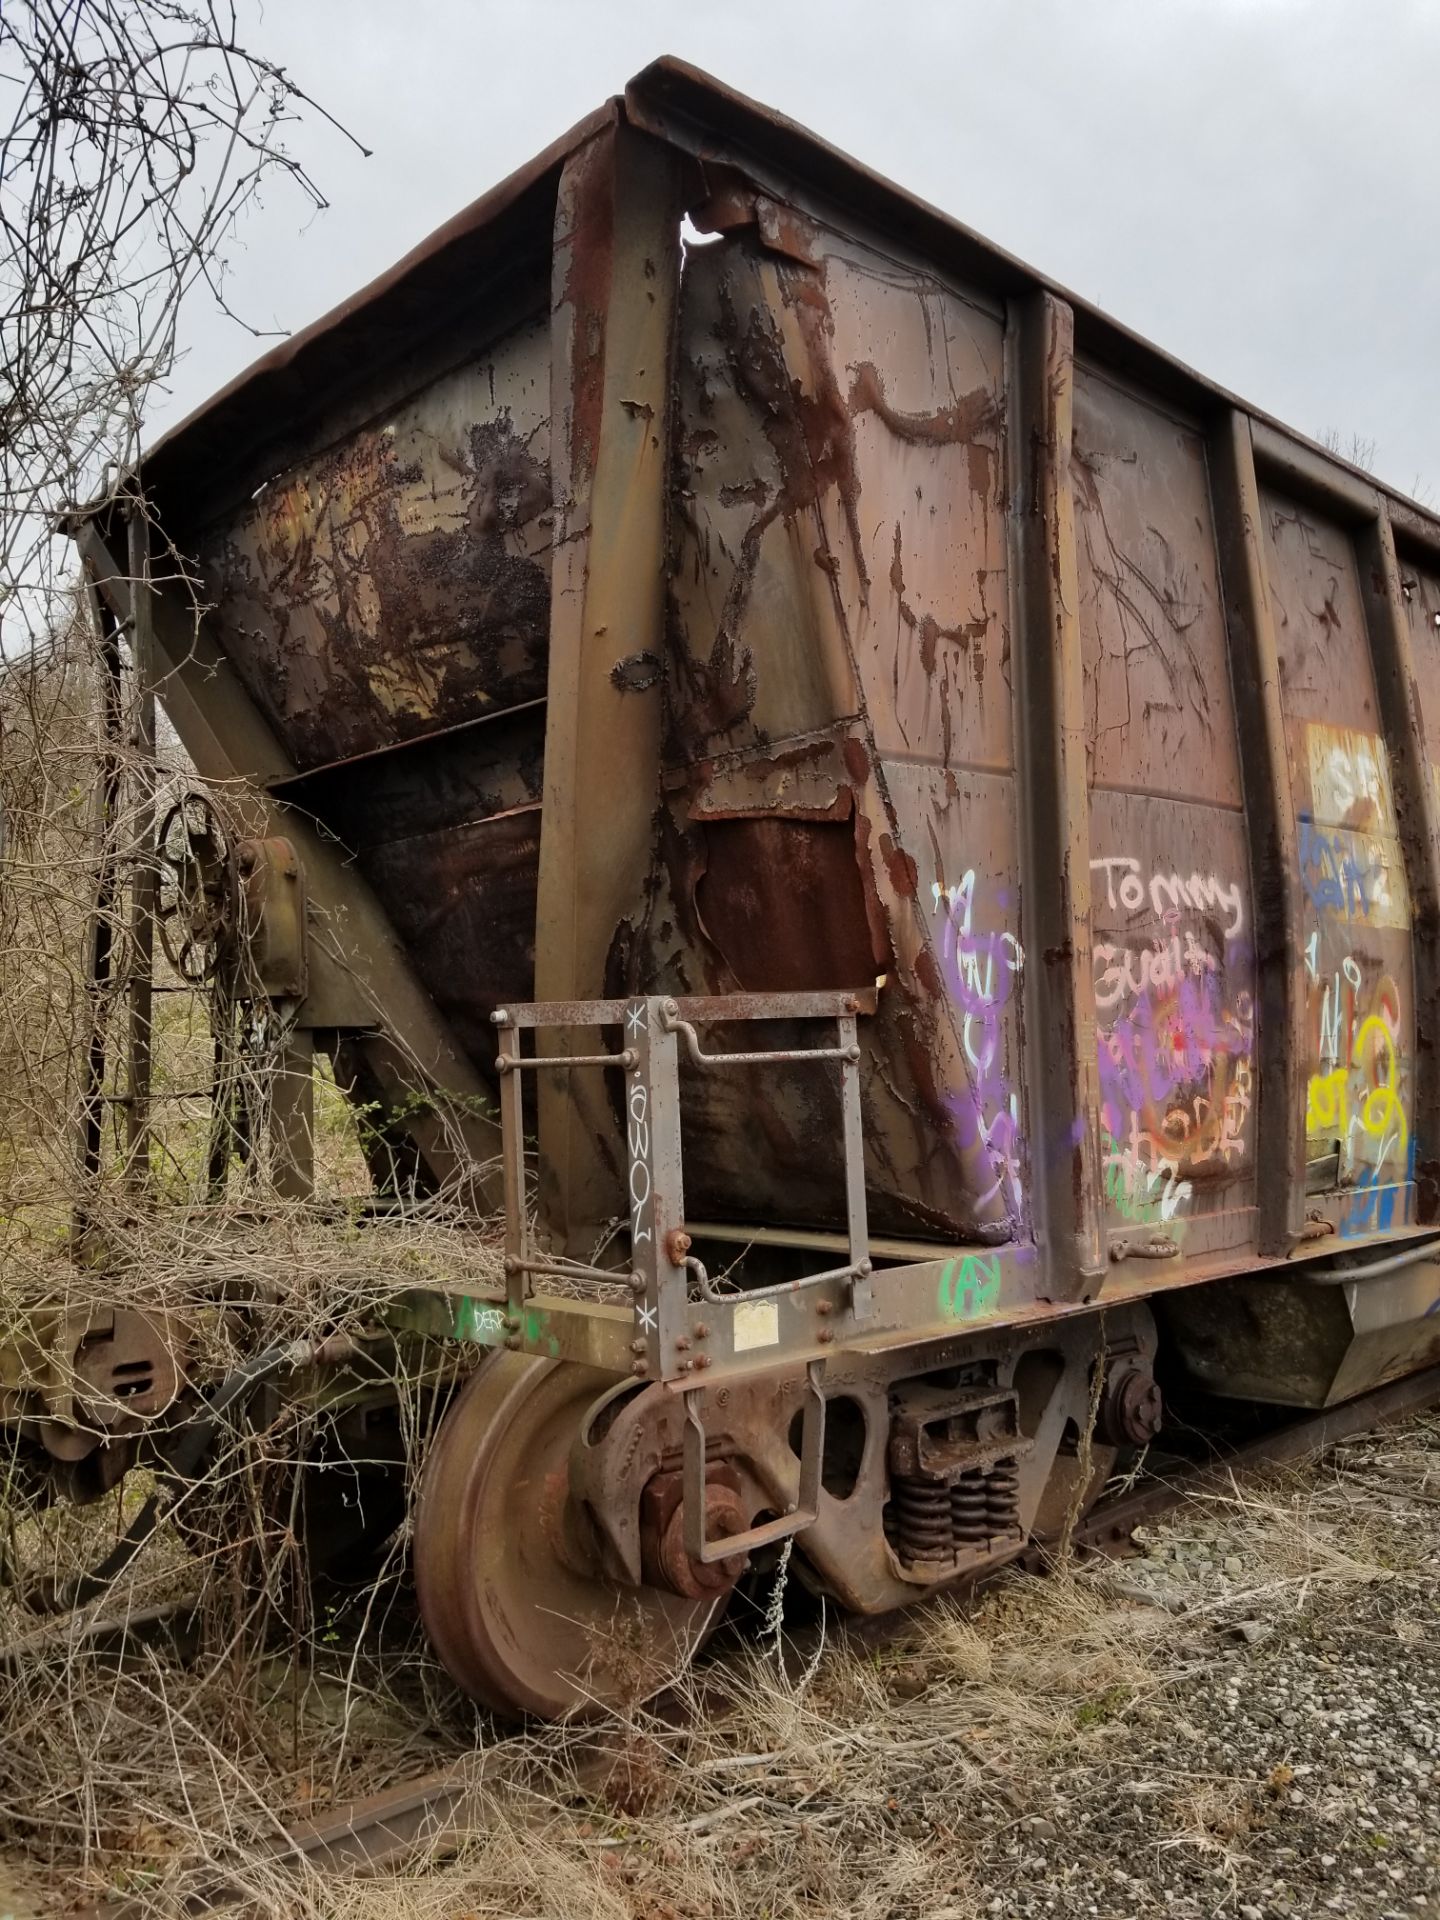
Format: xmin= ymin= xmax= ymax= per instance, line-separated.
xmin=414 ymin=1353 xmax=727 ymax=1720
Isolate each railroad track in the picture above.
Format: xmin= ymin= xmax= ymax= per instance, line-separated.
xmin=250 ymin=1362 xmax=1440 ymax=1888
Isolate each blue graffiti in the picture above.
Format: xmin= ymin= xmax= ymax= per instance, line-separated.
xmin=1338 ymin=1139 xmax=1417 ymax=1240
xmin=1299 ymin=819 xmax=1377 ymax=922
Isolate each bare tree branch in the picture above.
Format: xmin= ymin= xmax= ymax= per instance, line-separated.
xmin=0 ymin=0 xmax=365 ymax=649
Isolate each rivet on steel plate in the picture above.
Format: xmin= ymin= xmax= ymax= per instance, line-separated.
xmin=815 ymin=1299 xmax=833 ymax=1316
xmin=693 ymin=1355 xmax=711 ymax=1370
xmin=674 ymin=1335 xmax=691 ymax=1351
xmin=693 ymin=1322 xmax=710 ymax=1340
xmin=631 ymin=1360 xmax=649 ymax=1378
xmin=817 ymin=1328 xmax=834 ymax=1344
xmin=630 ymin=1338 xmax=647 ymax=1356
xmin=504 ymin=1336 xmax=521 ymax=1351
xmin=502 ymin=1315 xmax=521 ymax=1332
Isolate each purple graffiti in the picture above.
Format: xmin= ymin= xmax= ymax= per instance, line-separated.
xmin=933 ymin=875 xmax=1026 ymax=1225
xmin=1095 ymin=961 xmax=1253 ymax=1143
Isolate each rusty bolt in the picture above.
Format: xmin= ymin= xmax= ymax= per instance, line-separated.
xmin=844 ymin=996 xmax=861 ymax=1013
xmin=666 ymin=1228 xmax=692 ymax=1265
xmin=631 ymin=1338 xmax=648 ymax=1356
xmin=693 ymin=1354 xmax=712 ymax=1370
xmin=694 ymin=1322 xmax=710 ymax=1340
xmin=1103 ymin=1367 xmax=1164 ymax=1448
xmin=817 ymin=1328 xmax=834 ymax=1344
xmin=676 ymin=1358 xmax=693 ymax=1374
xmin=674 ymin=1335 xmax=691 ymax=1352
xmin=631 ymin=1360 xmax=649 ymax=1378
xmin=815 ymin=1299 xmax=833 ymax=1316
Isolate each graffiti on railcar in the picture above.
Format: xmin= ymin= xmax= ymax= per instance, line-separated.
xmin=1091 ymin=852 xmax=1255 ymax=1233
xmin=932 ymin=873 xmax=1026 ymax=1228
xmin=1298 ymin=822 xmax=1407 ymax=928
xmin=936 ymin=1251 xmax=1002 ymax=1321
xmin=1299 ymin=724 xmax=1414 ymax=1235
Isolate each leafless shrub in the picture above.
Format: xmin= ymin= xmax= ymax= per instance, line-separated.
xmin=1319 ymin=425 xmax=1378 ymax=475
xmin=0 ymin=0 xmax=368 ymax=650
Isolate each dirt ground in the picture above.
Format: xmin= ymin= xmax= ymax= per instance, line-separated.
xmin=1 ymin=1408 xmax=1437 ymax=1920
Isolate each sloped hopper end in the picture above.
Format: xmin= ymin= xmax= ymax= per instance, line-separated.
xmin=1158 ymin=1249 xmax=1440 ymax=1408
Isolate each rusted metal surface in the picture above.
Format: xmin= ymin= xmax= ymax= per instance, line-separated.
xmin=655 ymin=203 xmax=1025 ymax=1247
xmin=1010 ymin=292 xmax=1103 ymax=1299
xmin=560 ymin=1301 xmax=1150 ymax=1618
xmin=1259 ymin=493 xmax=1417 ymax=1242
xmin=140 ymin=100 xmax=617 ymax=529
xmin=1208 ymin=410 xmax=1308 ymax=1255
xmin=1357 ymin=513 xmax=1440 ymax=1226
xmin=60 ymin=58 xmax=1440 ymax=1726
xmin=87 ymin=54 xmax=1440 ymax=1307
xmin=195 ymin=316 xmax=555 ymax=774
xmin=487 ymin=993 xmax=874 ymax=1386
xmin=532 ymin=123 xmax=686 ymax=1255
xmin=125 ymin=511 xmax=157 ymax=1184
xmin=72 ymin=522 xmax=506 ymax=1202
xmin=1076 ymin=374 xmax=1258 ymax=1269
xmin=413 ymin=1353 xmax=726 ymax=1718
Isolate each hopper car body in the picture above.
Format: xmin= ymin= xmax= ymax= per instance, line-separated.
xmin=45 ymin=58 xmax=1440 ymax=1715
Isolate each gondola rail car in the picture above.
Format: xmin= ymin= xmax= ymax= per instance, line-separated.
xmin=51 ymin=58 xmax=1440 ymax=1716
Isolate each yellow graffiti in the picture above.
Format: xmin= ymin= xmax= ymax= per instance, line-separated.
xmin=1306 ymin=1015 xmax=1408 ymax=1157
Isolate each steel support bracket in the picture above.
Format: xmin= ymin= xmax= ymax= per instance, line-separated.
xmin=682 ymin=1358 xmax=826 ymax=1563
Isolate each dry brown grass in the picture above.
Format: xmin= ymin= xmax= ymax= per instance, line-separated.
xmin=0 ymin=1405 xmax=1432 ymax=1916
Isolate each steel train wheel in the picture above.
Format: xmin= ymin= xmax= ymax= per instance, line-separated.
xmin=414 ymin=1353 xmax=727 ymax=1720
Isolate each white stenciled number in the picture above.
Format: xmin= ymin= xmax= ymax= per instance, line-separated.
xmin=627 ymin=1078 xmax=651 ymax=1247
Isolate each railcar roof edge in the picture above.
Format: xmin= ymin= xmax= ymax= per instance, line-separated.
xmin=138 ymin=53 xmax=1438 ymax=538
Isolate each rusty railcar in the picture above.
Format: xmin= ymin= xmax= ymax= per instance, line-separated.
xmin=61 ymin=59 xmax=1440 ymax=1716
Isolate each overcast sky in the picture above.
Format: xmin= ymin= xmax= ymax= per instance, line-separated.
xmin=159 ymin=0 xmax=1440 ymax=503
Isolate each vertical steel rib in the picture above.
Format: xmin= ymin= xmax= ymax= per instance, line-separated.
xmin=1008 ymin=290 xmax=1104 ymax=1299
xmin=1357 ymin=508 xmax=1440 ymax=1223
xmin=1208 ymin=409 xmax=1307 ymax=1253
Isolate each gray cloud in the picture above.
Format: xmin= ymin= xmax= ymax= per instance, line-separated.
xmin=161 ymin=0 xmax=1440 ymax=501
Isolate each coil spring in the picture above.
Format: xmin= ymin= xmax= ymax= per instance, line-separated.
xmin=887 ymin=1477 xmax=953 ymax=1563
xmin=951 ymin=1467 xmax=989 ymax=1544
xmin=986 ymin=1459 xmax=1021 ymax=1533
xmin=888 ymin=1456 xmax=1023 ymax=1566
